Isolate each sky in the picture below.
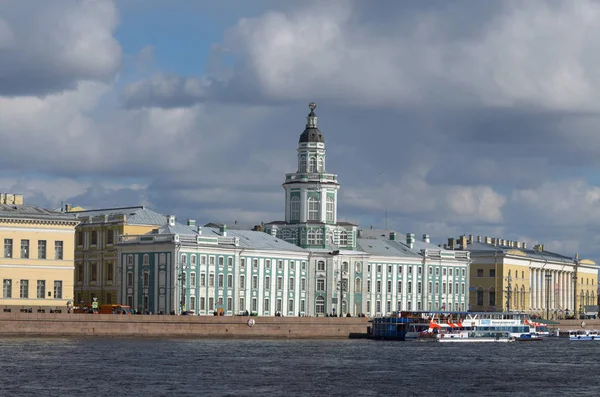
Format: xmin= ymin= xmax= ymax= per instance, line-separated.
xmin=2 ymin=0 xmax=600 ymax=260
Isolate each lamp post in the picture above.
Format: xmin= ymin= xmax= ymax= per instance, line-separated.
xmin=545 ymin=273 xmax=552 ymax=320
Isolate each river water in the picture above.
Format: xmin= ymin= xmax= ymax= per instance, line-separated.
xmin=0 ymin=337 xmax=597 ymax=396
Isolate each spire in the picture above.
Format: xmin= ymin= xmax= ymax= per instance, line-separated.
xmin=306 ymin=102 xmax=317 ymax=128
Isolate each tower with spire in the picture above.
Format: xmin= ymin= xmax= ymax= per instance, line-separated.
xmin=264 ymin=103 xmax=358 ymax=249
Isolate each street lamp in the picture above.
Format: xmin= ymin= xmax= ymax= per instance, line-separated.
xmin=545 ymin=273 xmax=552 ymax=320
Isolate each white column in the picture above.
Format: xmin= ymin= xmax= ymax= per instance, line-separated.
xmin=285 ymin=188 xmax=291 ymax=222
xmin=320 ymin=188 xmax=327 ymax=223
xmin=300 ymin=189 xmax=308 ymax=223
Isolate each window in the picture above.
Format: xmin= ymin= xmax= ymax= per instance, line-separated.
xmin=489 ymin=269 xmax=495 ymax=277
xmin=289 ymin=261 xmax=295 ymax=271
xmin=209 ymin=274 xmax=215 ymax=287
xmin=191 ymin=255 xmax=197 ymax=265
xmin=289 ymin=277 xmax=295 ymax=291
xmin=340 ymin=232 xmax=348 ymax=246
xmin=316 ymin=296 xmax=325 ymax=314
xmin=387 ymin=265 xmax=391 ymax=273
xmin=190 ymin=297 xmax=196 ymax=312
xmin=398 ymin=266 xmax=402 ymax=274
xmin=435 ymin=282 xmax=439 ymax=294
xmin=366 ymin=300 xmax=371 ymax=313
xmin=253 ymin=259 xmax=258 ymax=270
xmin=448 ymin=283 xmax=452 ymax=294
xmin=264 ymin=298 xmax=270 ymax=313
xmin=238 ymin=275 xmax=244 ymax=289
xmin=429 ymin=266 xmax=432 ymax=275
xmin=209 ymin=256 xmax=215 ymax=266
xmin=201 ymin=255 xmax=207 ymax=265
xmin=300 ymin=155 xmax=306 ymax=172
xmin=308 ymin=197 xmax=319 ymax=220
xmin=428 ymin=282 xmax=432 ymax=294
xmin=252 ymin=275 xmax=258 ymax=289
xmin=317 ymin=279 xmax=325 ymax=291
xmin=127 ymin=296 xmax=133 ymax=308
xmin=209 ymin=297 xmax=214 ymax=311
xmin=239 ymin=297 xmax=245 ymax=312
xmin=290 ymin=197 xmax=300 ymax=221
xmin=227 ymin=257 xmax=233 ymax=268
xmin=127 ymin=272 xmax=133 ymax=287
xmin=301 ymin=277 xmax=307 ymax=291
xmin=218 ymin=274 xmax=224 ymax=288
xmin=288 ymin=299 xmax=294 ymax=313
xmin=200 ymin=273 xmax=206 ymax=287
xmin=408 ymin=266 xmax=413 ymax=275
xmin=54 ymin=241 xmax=63 ymax=260
xmin=435 ymin=268 xmax=440 ymax=276
xmin=461 ymin=269 xmax=465 ymax=277
xmin=127 ymin=255 xmax=133 ymax=266
xmin=377 ymin=265 xmax=382 ymax=274
xmin=309 ymin=157 xmax=316 ymax=173
xmin=342 ymin=262 xmax=348 ymax=273
xmin=265 ymin=275 xmax=270 ymax=290
xmin=218 ymin=257 xmax=224 ymax=267
xmin=77 ymin=232 xmax=83 ymax=246
xmin=407 ymin=281 xmax=412 ymax=294
xmin=317 ymin=261 xmax=325 ymax=271
xmin=4 ymin=239 xmax=13 ymax=258
xmin=301 ymin=261 xmax=306 ymax=271
xmin=442 ymin=283 xmax=446 ymax=294
xmin=227 ymin=297 xmax=232 ymax=311
xmin=326 ymin=197 xmax=334 ymax=222
xmin=3 ymin=279 xmax=11 ymax=298
xmin=477 ymin=269 xmax=484 ymax=277
xmin=300 ymin=299 xmax=306 ymax=313
xmin=143 ymin=254 xmax=149 ymax=265
xmin=252 ymin=298 xmax=258 ymax=312
xmin=77 ymin=263 xmax=84 ymax=283
xmin=489 ymin=288 xmax=496 ymax=306
xmin=418 ymin=266 xmax=422 ymax=275
xmin=355 ymin=261 xmax=361 ymax=273
xmin=277 ymin=277 xmax=283 ymax=291
xmin=107 ymin=230 xmax=114 ymax=245
xmin=91 ymin=263 xmax=97 ymax=282
xmin=20 ymin=280 xmax=28 ymax=298
xmin=240 ymin=258 xmax=245 ymax=268
xmin=200 ymin=297 xmax=206 ymax=311
xmin=417 ymin=282 xmax=422 ymax=294
xmin=397 ymin=281 xmax=402 ymax=294
xmin=476 ymin=288 xmax=484 ymax=306
xmin=227 ymin=274 xmax=233 ymax=289
xmin=38 ymin=240 xmax=46 ymax=259
xmin=376 ymin=280 xmax=381 ymax=293
xmin=91 ymin=231 xmax=98 ymax=245
xmin=443 ymin=268 xmax=447 ymax=276
xmin=20 ymin=240 xmax=29 ymax=259
xmin=376 ymin=300 xmax=381 ymax=313
xmin=181 ymin=255 xmax=187 ymax=265
xmin=387 ymin=300 xmax=391 ymax=313
xmin=190 ymin=273 xmax=196 ymax=288
xmin=387 ymin=280 xmax=392 ymax=292
xmin=461 ymin=283 xmax=465 ymax=294
xmin=317 ymin=157 xmax=323 ymax=172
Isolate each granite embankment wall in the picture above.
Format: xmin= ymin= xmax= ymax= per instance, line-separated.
xmin=554 ymin=319 xmax=600 ymax=330
xmin=0 ymin=313 xmax=371 ymax=339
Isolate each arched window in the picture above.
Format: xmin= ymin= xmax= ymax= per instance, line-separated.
xmin=309 ymin=157 xmax=317 ymax=173
xmin=489 ymin=287 xmax=495 ymax=306
xmin=308 ymin=229 xmax=317 ymax=245
xmin=290 ymin=197 xmax=300 ymax=221
xmin=181 ymin=254 xmax=187 ymax=265
xmin=299 ymin=155 xmax=306 ymax=172
xmin=316 ymin=296 xmax=325 ymax=314
xmin=342 ymin=261 xmax=349 ymax=273
xmin=317 ymin=157 xmax=323 ymax=172
xmin=308 ymin=197 xmax=319 ymax=220
xmin=476 ymin=287 xmax=484 ymax=306
xmin=326 ymin=197 xmax=334 ymax=222
xmin=143 ymin=254 xmax=149 ymax=265
xmin=339 ymin=231 xmax=348 ymax=246
xmin=355 ymin=277 xmax=361 ymax=292
xmin=315 ymin=229 xmax=324 ymax=245
xmin=341 ymin=300 xmax=347 ymax=314
xmin=520 ymin=285 xmax=525 ymax=310
xmin=586 ymin=291 xmax=590 ymax=305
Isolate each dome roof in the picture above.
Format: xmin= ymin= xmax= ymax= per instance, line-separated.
xmin=299 ymin=102 xmax=324 ymax=143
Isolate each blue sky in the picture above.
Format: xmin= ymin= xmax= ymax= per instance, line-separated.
xmin=2 ymin=0 xmax=600 ymax=261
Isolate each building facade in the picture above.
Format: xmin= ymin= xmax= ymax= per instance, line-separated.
xmin=0 ymin=194 xmax=79 ymax=311
xmin=447 ymin=235 xmax=598 ymax=318
xmin=70 ymin=206 xmax=167 ymax=306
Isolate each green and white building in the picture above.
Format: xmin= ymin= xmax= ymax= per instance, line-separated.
xmin=115 ymin=103 xmax=471 ymax=316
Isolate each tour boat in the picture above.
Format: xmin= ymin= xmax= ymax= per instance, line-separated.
xmin=437 ymin=330 xmax=515 ymax=343
xmin=565 ymin=329 xmax=600 ymax=341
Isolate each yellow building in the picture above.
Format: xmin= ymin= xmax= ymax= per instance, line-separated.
xmin=447 ymin=235 xmax=598 ymax=319
xmin=69 ymin=206 xmax=167 ymax=306
xmin=0 ymin=193 xmax=79 ymax=312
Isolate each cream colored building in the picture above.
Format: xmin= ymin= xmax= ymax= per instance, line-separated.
xmin=0 ymin=194 xmax=79 ymax=312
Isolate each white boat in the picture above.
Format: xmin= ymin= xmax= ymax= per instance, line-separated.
xmin=437 ymin=330 xmax=514 ymax=343
xmin=565 ymin=329 xmax=600 ymax=341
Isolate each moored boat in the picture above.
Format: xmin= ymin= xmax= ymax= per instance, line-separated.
xmin=437 ymin=330 xmax=514 ymax=343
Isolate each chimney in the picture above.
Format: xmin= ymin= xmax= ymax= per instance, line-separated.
xmin=516 ymin=241 xmax=521 ymax=248
xmin=187 ymin=219 xmax=196 ymax=227
xmin=270 ymin=225 xmax=277 ymax=237
xmin=523 ymin=242 xmax=527 ymax=249
xmin=167 ymin=215 xmax=176 ymax=226
xmin=422 ymin=234 xmax=430 ymax=243
xmin=477 ymin=236 xmax=482 ymax=243
xmin=491 ymin=238 xmax=496 ymax=245
xmin=534 ymin=244 xmax=543 ymax=252
xmin=485 ymin=236 xmax=491 ymax=244
xmin=575 ymin=252 xmax=579 ymax=260
xmin=197 ymin=226 xmax=202 ymax=235
xmin=219 ymin=224 xmax=227 ymax=237
xmin=468 ymin=234 xmax=474 ymax=243
xmin=64 ymin=204 xmax=71 ymax=212
xmin=447 ymin=238 xmax=455 ymax=250
xmin=389 ymin=231 xmax=396 ymax=241
xmin=460 ymin=235 xmax=467 ymax=249
xmin=406 ymin=233 xmax=415 ymax=248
